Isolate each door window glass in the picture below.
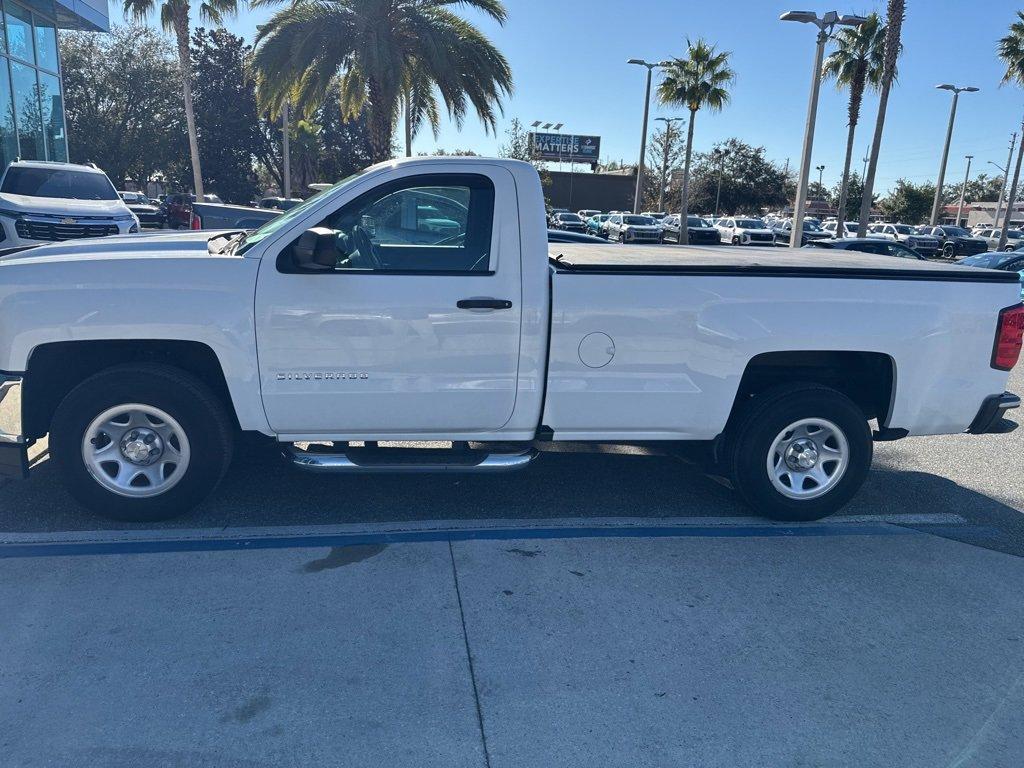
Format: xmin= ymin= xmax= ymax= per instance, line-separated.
xmin=282 ymin=174 xmax=495 ymax=273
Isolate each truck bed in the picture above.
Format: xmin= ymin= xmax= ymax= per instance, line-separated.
xmin=548 ymin=243 xmax=1019 ymax=283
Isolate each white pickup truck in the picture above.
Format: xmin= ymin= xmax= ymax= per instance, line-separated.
xmin=0 ymin=157 xmax=1021 ymax=522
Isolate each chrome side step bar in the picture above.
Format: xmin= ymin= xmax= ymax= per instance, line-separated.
xmin=284 ymin=445 xmax=539 ymax=474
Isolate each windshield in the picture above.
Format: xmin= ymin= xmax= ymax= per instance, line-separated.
xmin=624 ymin=215 xmax=654 ymax=225
xmin=736 ymin=219 xmax=764 ymax=228
xmin=803 ymin=221 xmax=823 ymax=231
xmin=239 ymin=171 xmax=368 ymax=253
xmin=893 ymin=224 xmax=912 ymax=234
xmin=1 ymin=167 xmax=119 ymax=200
xmin=687 ymin=216 xmax=708 ymax=227
xmin=941 ymin=226 xmax=969 ymax=236
xmin=558 ymin=213 xmax=583 ymax=222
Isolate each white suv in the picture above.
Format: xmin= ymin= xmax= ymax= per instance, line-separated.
xmin=714 ymin=216 xmax=774 ymax=245
xmin=0 ymin=161 xmax=139 ymax=248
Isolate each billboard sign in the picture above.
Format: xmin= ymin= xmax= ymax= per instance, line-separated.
xmin=529 ymin=132 xmax=601 ymax=163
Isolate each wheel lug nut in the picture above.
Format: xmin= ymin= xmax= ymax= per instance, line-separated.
xmin=144 ymin=434 xmax=155 ymax=444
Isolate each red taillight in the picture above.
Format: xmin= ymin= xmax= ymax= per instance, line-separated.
xmin=992 ymin=304 xmax=1024 ymax=371
xmin=190 ymin=213 xmax=202 ymax=230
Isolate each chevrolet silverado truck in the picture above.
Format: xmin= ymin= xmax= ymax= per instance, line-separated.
xmin=0 ymin=157 xmax=1021 ymax=523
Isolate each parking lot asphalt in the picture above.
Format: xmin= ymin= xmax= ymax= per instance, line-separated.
xmin=0 ymin=366 xmax=1021 ymax=766
xmin=1 ymin=366 xmax=1022 ymax=555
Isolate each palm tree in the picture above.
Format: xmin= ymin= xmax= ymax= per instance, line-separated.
xmin=822 ymin=13 xmax=886 ymax=224
xmin=657 ymin=39 xmax=735 ymax=244
xmin=251 ymin=0 xmax=513 ymax=164
xmin=857 ymin=0 xmax=904 ymax=235
xmin=123 ymin=0 xmax=237 ymax=197
xmin=996 ymin=11 xmax=1024 ymax=248
xmin=401 ymin=65 xmax=441 ymax=157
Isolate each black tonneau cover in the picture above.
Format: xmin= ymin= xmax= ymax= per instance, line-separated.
xmin=549 ymin=243 xmax=1019 ymax=283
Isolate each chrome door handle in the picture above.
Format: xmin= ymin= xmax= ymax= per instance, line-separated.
xmin=457 ymin=298 xmax=513 ymax=310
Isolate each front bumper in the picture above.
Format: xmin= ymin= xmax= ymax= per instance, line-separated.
xmin=967 ymin=391 xmax=1020 ymax=434
xmin=0 ymin=374 xmax=27 ymax=479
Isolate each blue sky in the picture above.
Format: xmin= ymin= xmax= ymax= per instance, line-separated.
xmin=111 ymin=0 xmax=1024 ymax=193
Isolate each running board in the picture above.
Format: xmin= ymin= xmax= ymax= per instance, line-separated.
xmin=284 ymin=445 xmax=539 ymax=474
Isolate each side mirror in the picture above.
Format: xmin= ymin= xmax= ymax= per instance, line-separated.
xmin=291 ymin=226 xmax=339 ymax=271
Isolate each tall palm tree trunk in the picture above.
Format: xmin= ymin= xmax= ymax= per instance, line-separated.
xmin=857 ymin=0 xmax=904 ymax=236
xmin=835 ymin=116 xmax=858 ymax=222
xmin=172 ymin=9 xmax=203 ymax=198
xmin=403 ymin=89 xmax=413 ymax=157
xmin=367 ymin=80 xmax=394 ymax=164
xmin=677 ymin=109 xmax=697 ymax=245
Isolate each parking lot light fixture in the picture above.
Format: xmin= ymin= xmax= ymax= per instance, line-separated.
xmin=781 ymin=10 xmax=867 ymax=248
xmin=930 ymin=84 xmax=980 ymax=225
xmin=628 ymin=58 xmax=663 ymax=213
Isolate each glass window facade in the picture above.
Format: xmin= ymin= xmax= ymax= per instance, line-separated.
xmin=0 ymin=0 xmax=66 ymax=167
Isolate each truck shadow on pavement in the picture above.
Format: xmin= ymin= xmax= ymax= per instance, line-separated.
xmin=0 ymin=444 xmax=1021 ymax=557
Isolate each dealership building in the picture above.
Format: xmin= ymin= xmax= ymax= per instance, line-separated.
xmin=0 ymin=0 xmax=107 ymax=167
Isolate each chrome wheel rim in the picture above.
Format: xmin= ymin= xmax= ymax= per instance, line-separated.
xmin=82 ymin=404 xmax=191 ymax=498
xmin=767 ymin=418 xmax=848 ymax=500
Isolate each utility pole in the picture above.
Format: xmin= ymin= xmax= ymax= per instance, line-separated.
xmin=993 ymin=133 xmax=1016 ymax=230
xmin=998 ymin=115 xmax=1024 ymax=251
xmin=955 ymin=155 xmax=972 ymax=227
xmin=281 ymin=100 xmax=291 ymax=199
xmin=714 ymin=149 xmax=729 ymax=217
xmin=861 ymin=147 xmax=869 ymax=179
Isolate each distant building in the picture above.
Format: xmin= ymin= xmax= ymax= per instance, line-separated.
xmin=954 ymin=201 xmax=1024 ymax=229
xmin=0 ymin=0 xmax=109 ymax=167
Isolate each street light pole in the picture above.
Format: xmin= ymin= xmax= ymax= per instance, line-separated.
xmin=655 ymin=116 xmax=684 ymax=212
xmin=781 ymin=10 xmax=867 ymax=249
xmin=929 ymin=84 xmax=979 ymax=225
xmin=992 ymin=133 xmax=1016 ymax=230
xmin=955 ymin=155 xmax=973 ymax=227
xmin=714 ymin=149 xmax=729 ymax=217
xmin=628 ymin=59 xmax=662 ymax=214
xmin=998 ymin=113 xmax=1024 ymax=251
xmin=816 ymin=164 xmax=825 ymax=190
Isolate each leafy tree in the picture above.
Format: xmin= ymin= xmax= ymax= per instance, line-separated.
xmin=879 ymin=179 xmax=935 ymax=224
xmin=822 ymin=13 xmax=886 ymax=236
xmin=314 ymin=96 xmax=376 ymax=184
xmin=942 ymin=172 xmax=1003 ymax=207
xmin=60 ymin=25 xmax=186 ymax=188
xmin=658 ymin=38 xmax=735 ymax=242
xmin=857 ymin=0 xmax=904 ymax=234
xmin=251 ymin=0 xmax=513 ymax=163
xmin=190 ymin=27 xmax=261 ymax=203
xmin=827 ymin=172 xmax=876 ymax=221
xmin=682 ymin=138 xmax=788 ymax=215
xmin=641 ymin=123 xmax=686 ymax=211
xmin=123 ymin=0 xmax=240 ymax=197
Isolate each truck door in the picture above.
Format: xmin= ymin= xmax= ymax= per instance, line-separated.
xmin=254 ymin=167 xmax=523 ymax=436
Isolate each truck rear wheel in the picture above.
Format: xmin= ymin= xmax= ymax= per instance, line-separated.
xmin=51 ymin=364 xmax=234 ymax=522
xmin=725 ymin=384 xmax=872 ymax=521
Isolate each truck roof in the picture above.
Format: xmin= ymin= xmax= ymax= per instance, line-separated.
xmin=548 ymin=243 xmax=1020 ymax=283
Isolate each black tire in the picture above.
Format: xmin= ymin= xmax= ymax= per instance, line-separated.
xmin=618 ymin=232 xmax=625 ymax=243
xmin=725 ymin=384 xmax=872 ymax=521
xmin=50 ymin=363 xmax=234 ymax=522
xmin=732 ymin=235 xmax=741 ymax=245
xmin=942 ymin=242 xmax=955 ymax=259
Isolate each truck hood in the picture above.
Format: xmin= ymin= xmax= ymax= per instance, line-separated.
xmin=0 ymin=230 xmax=229 ymax=264
xmin=0 ymin=193 xmax=133 ymax=218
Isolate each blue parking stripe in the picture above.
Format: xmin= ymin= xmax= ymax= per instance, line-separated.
xmin=0 ymin=521 xmax=950 ymax=559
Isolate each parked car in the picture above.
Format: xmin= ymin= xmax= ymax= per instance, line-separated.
xmin=164 ymin=193 xmax=281 ymax=230
xmin=641 ymin=211 xmax=668 ymax=222
xmin=661 ymin=214 xmax=720 ymax=244
xmin=805 ymin=237 xmax=926 ymax=260
xmin=547 ymin=229 xmax=610 ymax=244
xmin=868 ymin=223 xmax=940 ymax=257
xmin=0 ymin=161 xmax=139 ymax=247
xmin=958 ymin=251 xmax=1024 ymax=299
xmin=119 ymin=191 xmax=165 ymax=229
xmin=586 ymin=214 xmax=611 ymax=238
xmin=771 ymin=218 xmax=832 ymax=246
xmin=822 ymin=220 xmax=874 ymax=238
xmin=551 ymin=212 xmax=587 ymax=233
xmin=974 ymin=227 xmax=1024 ymax=252
xmin=0 ymin=158 xmax=1019 ymax=527
xmin=258 ymin=197 xmax=304 ymax=211
xmin=604 ymin=213 xmax=664 ymax=243
xmin=715 ymin=216 xmax=775 ymax=245
xmin=547 ymin=207 xmax=570 ymax=225
xmin=577 ymin=209 xmax=600 ymax=220
xmin=916 ymin=225 xmax=988 ymax=259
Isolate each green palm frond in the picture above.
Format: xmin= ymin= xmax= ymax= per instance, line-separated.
xmin=999 ymin=10 xmax=1024 ymax=86
xmin=657 ymin=38 xmax=735 ymax=114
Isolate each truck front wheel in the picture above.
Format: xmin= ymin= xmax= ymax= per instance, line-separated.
xmin=50 ymin=364 xmax=234 ymax=522
xmin=725 ymin=384 xmax=872 ymax=521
